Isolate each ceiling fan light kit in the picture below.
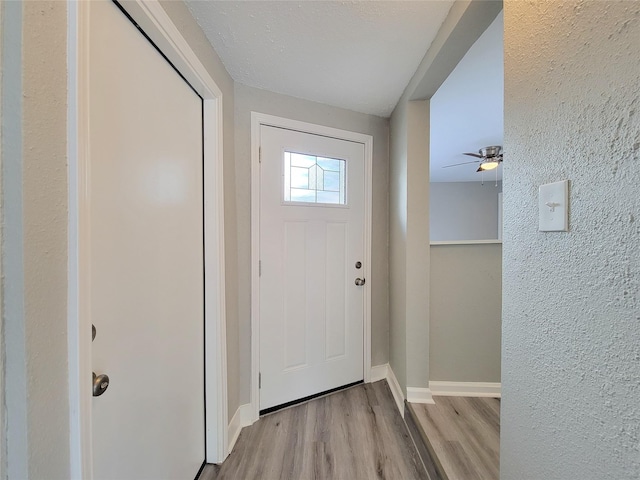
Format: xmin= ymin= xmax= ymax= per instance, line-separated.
xmin=479 ymin=161 xmax=499 ymax=171
xmin=444 ymin=145 xmax=504 ymax=177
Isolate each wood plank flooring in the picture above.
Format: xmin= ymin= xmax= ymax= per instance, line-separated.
xmin=408 ymin=397 xmax=500 ymax=480
xmin=200 ymin=381 xmax=432 ymax=480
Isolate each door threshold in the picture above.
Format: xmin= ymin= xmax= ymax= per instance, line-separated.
xmin=260 ymin=380 xmax=363 ymax=416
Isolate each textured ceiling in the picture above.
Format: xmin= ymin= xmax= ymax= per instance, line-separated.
xmin=430 ymin=11 xmax=504 ymax=183
xmin=186 ymin=1 xmax=454 ymax=117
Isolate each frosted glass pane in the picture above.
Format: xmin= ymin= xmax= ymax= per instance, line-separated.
xmin=291 ymin=188 xmax=316 ymax=202
xmin=290 ymin=153 xmax=316 ymax=168
xmin=315 ymin=166 xmax=324 ymax=191
xmin=318 ymin=157 xmax=341 ymax=171
xmin=291 ymin=167 xmax=309 ymax=189
xmin=324 ymin=171 xmax=340 ymax=192
xmin=284 ymin=151 xmax=346 ymax=205
xmin=309 ymin=165 xmax=317 ymax=191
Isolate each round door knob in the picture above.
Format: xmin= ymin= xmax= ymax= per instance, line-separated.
xmin=355 ymin=278 xmax=366 ymax=286
xmin=93 ymin=372 xmax=110 ymax=397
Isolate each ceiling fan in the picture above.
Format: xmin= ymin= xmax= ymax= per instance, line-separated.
xmin=443 ymin=145 xmax=503 ymax=172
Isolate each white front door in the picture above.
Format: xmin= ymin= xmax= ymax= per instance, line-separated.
xmin=259 ymin=125 xmax=366 ymax=411
xmin=88 ymin=2 xmax=204 ymax=478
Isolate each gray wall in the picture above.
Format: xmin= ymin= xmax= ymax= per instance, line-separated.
xmin=389 ymin=98 xmax=431 ymax=394
xmin=2 ymin=3 xmax=70 ymax=478
xmin=233 ymin=83 xmax=390 ymax=404
xmin=430 ymin=244 xmax=501 ymax=382
xmin=389 ymin=99 xmax=408 ymax=394
xmin=502 ymin=1 xmax=640 ymax=479
xmin=0 ymin=3 xmax=5 ymax=477
xmin=430 ymin=181 xmax=502 ymax=241
xmin=388 ymin=1 xmax=502 ymax=396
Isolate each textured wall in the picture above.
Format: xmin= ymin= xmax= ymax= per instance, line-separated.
xmin=234 ymin=83 xmax=390 ymax=403
xmin=22 ymin=5 xmax=70 ymax=476
xmin=2 ymin=2 xmax=71 ymax=478
xmin=430 ymin=182 xmax=502 ymax=241
xmin=503 ymin=1 xmax=640 ymax=479
xmin=430 ymin=244 xmax=501 ymax=382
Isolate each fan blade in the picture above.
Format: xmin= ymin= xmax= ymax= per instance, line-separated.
xmin=476 ymin=166 xmax=483 ymax=172
xmin=442 ymin=160 xmax=480 ymax=168
xmin=464 ymin=152 xmax=483 ymax=158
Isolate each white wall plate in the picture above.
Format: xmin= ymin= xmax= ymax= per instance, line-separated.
xmin=539 ymin=180 xmax=569 ymax=232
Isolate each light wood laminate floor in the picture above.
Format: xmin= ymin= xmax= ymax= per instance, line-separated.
xmin=200 ymin=381 xmax=431 ymax=480
xmin=409 ymin=397 xmax=500 ymax=480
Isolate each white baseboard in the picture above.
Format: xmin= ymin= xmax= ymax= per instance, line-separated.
xmin=227 ymin=403 xmax=253 ymax=454
xmin=385 ymin=365 xmax=405 ymax=418
xmin=407 ymin=387 xmax=434 ymax=404
xmin=429 ymin=381 xmax=501 ymax=398
xmin=370 ymin=364 xmax=388 ymax=383
xmin=370 ymin=363 xmax=405 ymax=416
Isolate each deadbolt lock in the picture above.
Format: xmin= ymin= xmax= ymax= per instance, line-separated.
xmin=355 ymin=261 xmax=362 ymax=269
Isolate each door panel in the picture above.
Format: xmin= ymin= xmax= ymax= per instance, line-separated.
xmin=89 ymin=2 xmax=204 ymax=478
xmin=259 ymin=125 xmax=365 ymax=410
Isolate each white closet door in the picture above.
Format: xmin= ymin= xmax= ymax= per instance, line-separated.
xmin=88 ymin=2 xmax=204 ymax=478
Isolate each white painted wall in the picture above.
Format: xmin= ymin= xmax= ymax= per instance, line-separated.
xmin=430 ymin=244 xmax=501 ymax=382
xmin=430 ymin=181 xmax=502 ymax=241
xmin=503 ymin=1 xmax=640 ymax=478
xmin=234 ymin=83 xmax=390 ymax=404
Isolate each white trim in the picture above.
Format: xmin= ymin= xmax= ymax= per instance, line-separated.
xmin=498 ymin=192 xmax=503 ymax=241
xmin=386 ymin=366 xmax=405 ymax=417
xmin=430 ymin=240 xmax=502 ymax=246
xmin=67 ymin=2 xmax=228 ymax=476
xmin=227 ymin=403 xmax=253 ymax=456
xmin=370 ymin=364 xmax=388 ymax=383
xmin=429 ymin=381 xmax=501 ymax=398
xmin=407 ymin=387 xmax=434 ymax=404
xmin=250 ymin=112 xmax=373 ymax=422
xmin=67 ymin=4 xmax=92 ymax=477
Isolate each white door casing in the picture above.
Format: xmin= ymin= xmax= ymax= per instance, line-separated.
xmin=251 ymin=113 xmax=373 ymax=419
xmin=68 ymin=1 xmax=228 ymax=477
xmin=88 ymin=2 xmax=203 ymax=478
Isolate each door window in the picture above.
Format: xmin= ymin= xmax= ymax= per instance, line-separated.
xmin=283 ymin=151 xmax=346 ymax=205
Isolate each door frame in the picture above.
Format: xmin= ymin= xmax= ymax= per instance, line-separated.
xmin=67 ymin=1 xmax=228 ymax=476
xmin=250 ymin=112 xmax=373 ymax=421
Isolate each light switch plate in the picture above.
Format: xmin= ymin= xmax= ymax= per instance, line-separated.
xmin=539 ymin=180 xmax=569 ymax=232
